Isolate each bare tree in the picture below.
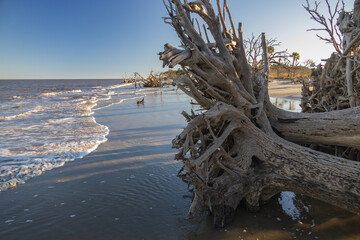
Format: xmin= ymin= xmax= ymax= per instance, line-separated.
xmin=303 ymin=58 xmax=316 ymax=68
xmin=159 ymin=0 xmax=360 ymax=228
xmin=303 ymin=0 xmax=345 ymax=55
xmin=134 ymin=71 xmax=165 ymax=87
xmin=244 ymin=33 xmax=289 ymax=74
xmin=301 ymin=0 xmax=360 ymax=165
xmin=303 ymin=0 xmax=360 ymax=110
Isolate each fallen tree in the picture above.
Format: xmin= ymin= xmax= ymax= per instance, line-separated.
xmin=134 ymin=71 xmax=169 ymax=87
xmin=159 ymin=0 xmax=360 ymax=227
xmin=302 ymin=0 xmax=360 ymax=111
xmin=302 ymin=0 xmax=360 ymax=161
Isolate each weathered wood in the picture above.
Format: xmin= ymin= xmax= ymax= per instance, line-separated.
xmin=160 ymin=0 xmax=360 ymax=228
xmin=268 ymin=105 xmax=360 ymax=149
xmin=301 ymin=0 xmax=360 ymax=161
xmin=134 ymin=71 xmax=169 ymax=88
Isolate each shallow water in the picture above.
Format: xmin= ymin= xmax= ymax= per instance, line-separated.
xmin=270 ymin=97 xmax=302 ymax=112
xmin=0 ymin=83 xmax=359 ymax=239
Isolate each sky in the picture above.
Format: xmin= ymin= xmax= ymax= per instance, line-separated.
xmin=0 ymin=0 xmax=355 ymax=79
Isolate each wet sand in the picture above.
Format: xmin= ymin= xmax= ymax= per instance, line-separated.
xmin=269 ymin=79 xmax=302 ymax=99
xmin=0 ymin=84 xmax=359 ymax=240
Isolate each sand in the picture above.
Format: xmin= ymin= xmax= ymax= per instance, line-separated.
xmin=269 ymin=79 xmax=302 ymax=99
xmin=0 ymin=83 xmax=359 ymax=240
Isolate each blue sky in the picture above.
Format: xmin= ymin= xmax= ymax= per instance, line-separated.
xmin=0 ymin=0 xmax=355 ymax=79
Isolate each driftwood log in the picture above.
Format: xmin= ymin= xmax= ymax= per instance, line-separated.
xmin=134 ymin=72 xmax=165 ymax=87
xmin=159 ymin=0 xmax=360 ymax=228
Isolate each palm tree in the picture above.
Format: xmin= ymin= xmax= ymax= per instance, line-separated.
xmin=290 ymin=52 xmax=300 ymax=78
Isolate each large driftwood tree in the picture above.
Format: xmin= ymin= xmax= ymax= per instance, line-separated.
xmin=302 ymin=0 xmax=360 ymax=160
xmin=303 ymin=0 xmax=360 ymax=112
xmin=159 ymin=0 xmax=360 ymax=227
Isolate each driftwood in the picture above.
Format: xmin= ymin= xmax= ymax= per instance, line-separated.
xmin=302 ymin=0 xmax=360 ymax=161
xmin=159 ymin=0 xmax=360 ymax=228
xmin=134 ymin=72 xmax=167 ymax=87
xmin=137 ymin=98 xmax=145 ymax=105
xmin=302 ymin=0 xmax=360 ymax=112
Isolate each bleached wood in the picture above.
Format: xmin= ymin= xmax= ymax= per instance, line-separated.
xmin=159 ymin=0 xmax=360 ymax=228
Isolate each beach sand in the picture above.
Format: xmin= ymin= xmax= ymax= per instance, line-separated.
xmin=269 ymin=79 xmax=302 ymax=99
xmin=0 ymin=83 xmax=359 ymax=240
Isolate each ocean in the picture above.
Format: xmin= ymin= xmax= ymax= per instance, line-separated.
xmin=0 ymin=79 xmax=155 ymax=192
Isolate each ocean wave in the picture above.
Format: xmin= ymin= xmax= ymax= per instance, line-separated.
xmin=0 ymin=116 xmax=109 ymax=192
xmin=0 ymin=106 xmax=42 ymax=121
xmin=92 ymin=82 xmax=133 ymax=90
xmin=40 ymin=89 xmax=82 ymax=97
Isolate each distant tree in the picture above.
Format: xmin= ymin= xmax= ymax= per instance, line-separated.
xmin=268 ymin=46 xmax=275 ymax=54
xmin=303 ymin=59 xmax=316 ymax=68
xmin=290 ymin=52 xmax=300 ymax=77
xmin=244 ymin=34 xmax=288 ymax=74
xmin=162 ymin=68 xmax=186 ymax=79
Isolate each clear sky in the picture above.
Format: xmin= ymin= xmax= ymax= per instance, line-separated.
xmin=0 ymin=0 xmax=355 ymax=79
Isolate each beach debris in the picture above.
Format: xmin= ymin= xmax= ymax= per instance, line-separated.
xmin=137 ymin=98 xmax=144 ymax=105
xmin=134 ymin=72 xmax=165 ymax=88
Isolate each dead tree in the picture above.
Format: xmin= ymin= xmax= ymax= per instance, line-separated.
xmin=302 ymin=0 xmax=360 ymax=161
xmin=134 ymin=71 xmax=164 ymax=87
xmin=302 ymin=0 xmax=360 ymax=111
xmin=244 ymin=33 xmax=289 ymax=74
xmin=159 ymin=0 xmax=360 ymax=228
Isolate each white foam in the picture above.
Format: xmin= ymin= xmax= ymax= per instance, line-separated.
xmin=0 ymin=106 xmax=41 ymax=121
xmin=40 ymin=89 xmax=82 ymax=97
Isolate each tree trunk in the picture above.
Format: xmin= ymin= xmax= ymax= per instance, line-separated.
xmin=267 ymin=104 xmax=360 ymax=150
xmin=159 ymin=0 xmax=360 ymax=227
